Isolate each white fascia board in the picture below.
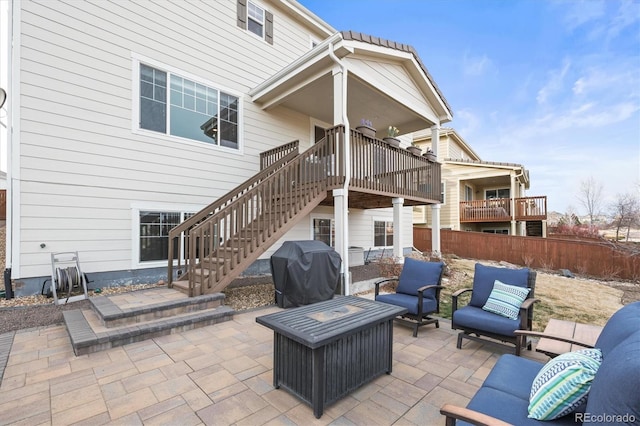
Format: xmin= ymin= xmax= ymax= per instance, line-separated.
xmin=279 ymin=0 xmax=335 ymax=37
xmin=250 ymin=33 xmax=351 ymax=103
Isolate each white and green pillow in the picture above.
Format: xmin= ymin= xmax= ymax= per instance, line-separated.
xmin=482 ymin=280 xmax=530 ymax=320
xmin=528 ymin=348 xmax=603 ymax=420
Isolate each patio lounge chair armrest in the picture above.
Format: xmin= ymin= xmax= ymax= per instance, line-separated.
xmin=452 ymin=288 xmax=472 ymax=298
xmin=519 ymin=297 xmax=538 ymax=311
xmin=416 ymin=284 xmax=443 ymax=293
xmin=374 ymin=278 xmax=398 ymax=296
xmin=440 ymin=404 xmax=512 ymax=426
xmin=451 ymin=288 xmax=472 ymax=313
xmin=513 ymin=330 xmax=596 ymax=348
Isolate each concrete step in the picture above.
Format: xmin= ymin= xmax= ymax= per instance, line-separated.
xmin=62 ymin=287 xmax=234 ymax=355
xmin=89 ymin=290 xmax=224 ymax=328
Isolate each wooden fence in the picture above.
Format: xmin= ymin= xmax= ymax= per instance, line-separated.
xmin=414 ymin=228 xmax=640 ymax=281
xmin=0 ymin=190 xmax=5 ymax=221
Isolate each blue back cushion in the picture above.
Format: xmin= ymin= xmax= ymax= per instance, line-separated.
xmin=470 ymin=263 xmax=530 ymax=308
xmin=396 ymin=258 xmax=443 ymax=297
xmin=595 ymin=301 xmax=640 ymax=357
xmin=586 ymin=330 xmax=640 ymax=422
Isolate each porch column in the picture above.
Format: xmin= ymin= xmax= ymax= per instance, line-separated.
xmin=333 ymin=189 xmax=350 ymax=294
xmin=510 ymin=172 xmax=517 ymax=235
xmin=430 ymin=124 xmax=441 ymax=254
xmin=332 ymin=63 xmax=350 ymax=294
xmin=392 ymin=198 xmax=404 ymax=258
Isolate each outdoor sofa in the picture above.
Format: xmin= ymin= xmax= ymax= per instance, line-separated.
xmin=441 ymin=301 xmax=640 ymax=425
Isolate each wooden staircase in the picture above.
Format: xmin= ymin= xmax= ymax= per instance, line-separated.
xmin=168 ymin=137 xmax=342 ymax=296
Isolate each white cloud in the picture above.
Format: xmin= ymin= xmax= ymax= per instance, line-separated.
xmin=561 ymin=0 xmax=606 ymax=31
xmin=536 ymin=60 xmax=571 ymax=105
xmin=454 ymin=108 xmax=482 ymax=138
xmin=462 ymin=51 xmax=492 ymax=76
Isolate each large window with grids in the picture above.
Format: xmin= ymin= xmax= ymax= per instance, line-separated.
xmin=374 ymin=220 xmax=394 ymax=247
xmin=139 ymin=211 xmax=194 ymax=262
xmin=138 ymin=62 xmax=239 ymax=149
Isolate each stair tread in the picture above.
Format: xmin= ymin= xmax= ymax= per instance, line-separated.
xmin=63 ymin=305 xmax=234 ymax=355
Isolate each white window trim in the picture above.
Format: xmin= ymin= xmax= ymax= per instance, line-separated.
xmin=310 ymin=214 xmax=334 ymax=246
xmin=131 ymin=53 xmax=244 ymax=155
xmin=465 ymin=184 xmax=473 ymax=201
xmin=131 ymin=203 xmax=204 ymax=269
xmin=441 ymin=181 xmax=446 ymax=204
xmin=246 ymin=0 xmax=267 ymax=42
xmin=309 ymin=117 xmax=331 ymax=144
xmin=372 ymin=216 xmax=394 ymax=249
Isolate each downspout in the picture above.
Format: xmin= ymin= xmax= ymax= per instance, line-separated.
xmin=511 ymin=169 xmax=524 ymax=235
xmin=328 ymin=39 xmax=351 ymax=295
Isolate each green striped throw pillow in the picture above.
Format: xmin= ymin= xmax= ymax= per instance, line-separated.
xmin=528 ymin=348 xmax=602 ymax=420
xmin=482 ymin=279 xmax=530 ymax=320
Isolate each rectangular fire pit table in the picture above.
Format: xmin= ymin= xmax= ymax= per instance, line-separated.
xmin=256 ymin=296 xmax=407 ymax=418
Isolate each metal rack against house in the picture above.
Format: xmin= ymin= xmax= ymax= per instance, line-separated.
xmin=50 ymin=251 xmax=89 ymax=305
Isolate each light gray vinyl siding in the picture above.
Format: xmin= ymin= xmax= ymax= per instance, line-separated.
xmin=16 ymin=0 xmax=326 ymax=277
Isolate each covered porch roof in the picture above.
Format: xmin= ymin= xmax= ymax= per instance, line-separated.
xmin=445 ymin=159 xmax=531 ymax=189
xmin=249 ymin=31 xmax=453 ymax=137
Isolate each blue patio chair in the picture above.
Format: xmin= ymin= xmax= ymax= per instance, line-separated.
xmin=374 ymin=257 xmax=445 ymax=337
xmin=451 ymin=263 xmax=538 ymax=356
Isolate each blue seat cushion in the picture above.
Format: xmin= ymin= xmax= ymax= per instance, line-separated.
xmin=469 ymin=263 xmax=530 ymax=308
xmin=375 ymin=293 xmax=437 ymax=316
xmin=395 ymin=258 xmax=443 ymax=297
xmin=586 ymin=329 xmax=640 ymax=422
xmin=594 ymin=301 xmax=640 ymax=357
xmin=453 ymin=305 xmax=521 ymax=336
xmin=482 ymin=354 xmax=543 ymax=400
xmin=464 ymin=387 xmax=578 ymax=426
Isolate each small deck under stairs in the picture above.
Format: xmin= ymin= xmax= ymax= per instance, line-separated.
xmin=62 ymin=287 xmax=234 ymax=355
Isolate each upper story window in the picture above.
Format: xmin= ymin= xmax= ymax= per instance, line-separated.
xmin=237 ymin=0 xmax=274 ymax=44
xmin=138 ymin=62 xmax=239 ymax=149
xmin=247 ymin=2 xmax=265 ymax=37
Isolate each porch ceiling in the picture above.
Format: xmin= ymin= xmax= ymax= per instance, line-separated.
xmin=250 ymin=32 xmax=452 ymax=136
xmin=278 ymin=73 xmax=430 ymax=137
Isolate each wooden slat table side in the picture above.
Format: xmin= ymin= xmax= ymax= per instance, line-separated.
xmin=536 ymin=318 xmax=603 ymax=358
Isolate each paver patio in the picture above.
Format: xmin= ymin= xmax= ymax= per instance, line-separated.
xmin=0 ymin=300 xmax=548 ymax=425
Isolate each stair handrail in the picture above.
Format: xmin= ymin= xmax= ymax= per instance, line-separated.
xmin=185 ymin=133 xmax=343 ymax=295
xmin=167 ymin=140 xmax=299 ymax=285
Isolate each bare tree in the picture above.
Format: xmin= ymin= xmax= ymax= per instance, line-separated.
xmin=609 ymin=192 xmax=640 ymax=241
xmin=577 ymin=177 xmax=604 ymax=226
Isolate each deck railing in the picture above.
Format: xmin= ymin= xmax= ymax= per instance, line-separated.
xmin=260 ymin=140 xmax=300 ymax=170
xmin=167 ymin=141 xmax=300 ymax=288
xmin=348 ymin=129 xmax=441 ymax=202
xmin=172 ymin=135 xmax=340 ymax=295
xmin=460 ymin=196 xmax=547 ymax=222
xmin=167 ymin=125 xmax=442 ymax=295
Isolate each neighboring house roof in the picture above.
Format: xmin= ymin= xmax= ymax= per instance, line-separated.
xmin=445 ymin=158 xmax=531 ymax=188
xmin=413 ymin=127 xmax=481 ymax=161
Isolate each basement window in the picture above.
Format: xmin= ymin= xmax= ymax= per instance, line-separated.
xmin=138 ymin=211 xmax=195 ymax=263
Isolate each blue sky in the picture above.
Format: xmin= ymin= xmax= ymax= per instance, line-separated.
xmin=300 ymin=0 xmax=640 ymax=214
